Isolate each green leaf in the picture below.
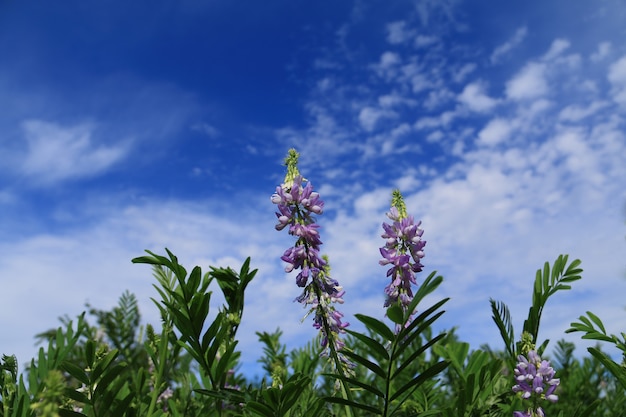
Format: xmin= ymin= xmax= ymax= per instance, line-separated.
xmin=324 ymin=397 xmax=383 ymax=415
xmin=393 ymin=332 xmax=446 ymax=379
xmin=577 ymin=400 xmax=601 ymax=417
xmin=392 ymin=298 xmax=447 ymax=358
xmin=342 ymin=350 xmax=387 ymax=379
xmin=542 ymin=261 xmax=550 ymax=295
xmin=405 ymin=272 xmax=443 ymax=313
xmin=355 ymin=314 xmax=395 ymax=341
xmin=63 ymin=387 xmax=90 ymax=405
xmin=586 ymin=311 xmax=607 ymax=334
xmin=490 ymin=298 xmax=515 ymax=357
xmin=246 ymin=401 xmax=275 ymax=417
xmin=187 ymin=266 xmax=202 ymax=297
xmin=389 ymin=360 xmax=449 ymax=403
xmin=91 ymin=350 xmax=119 ymax=382
xmin=386 ymin=304 xmax=404 ymax=325
xmin=93 ymin=363 xmax=127 ymax=399
xmin=108 ymin=390 xmax=134 ymax=417
xmin=240 ymin=257 xmax=258 ymax=288
xmin=345 ymin=329 xmax=389 ymax=360
xmin=581 ymin=333 xmax=615 ymax=343
xmin=588 ymin=347 xmax=626 ymax=390
xmin=215 ymin=342 xmax=238 ymax=386
xmin=323 ymin=373 xmax=385 ymax=398
xmin=278 ymin=374 xmax=311 ymax=413
xmin=60 ymin=361 xmax=89 ymax=385
xmin=201 ymin=311 xmax=223 ymax=351
xmin=441 ymin=341 xmax=470 ymax=375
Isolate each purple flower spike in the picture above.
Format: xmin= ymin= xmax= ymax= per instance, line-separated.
xmin=380 ymin=190 xmax=426 ymax=324
xmin=271 ymin=149 xmax=351 ymax=370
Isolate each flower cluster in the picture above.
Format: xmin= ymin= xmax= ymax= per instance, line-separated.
xmin=379 ymin=190 xmax=426 ymax=315
xmin=271 ymin=149 xmax=350 ymax=368
xmin=512 ymin=350 xmax=560 ymax=417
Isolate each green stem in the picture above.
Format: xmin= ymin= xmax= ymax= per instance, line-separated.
xmin=315 ymin=287 xmax=354 ymax=417
xmin=383 ymin=340 xmax=396 ymax=417
xmin=146 ymin=325 xmax=170 ymax=416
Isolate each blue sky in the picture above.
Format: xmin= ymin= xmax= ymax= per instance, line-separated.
xmin=1 ymin=0 xmax=626 ymax=377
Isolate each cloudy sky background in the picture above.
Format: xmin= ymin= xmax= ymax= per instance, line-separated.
xmin=1 ymin=0 xmax=625 ymax=377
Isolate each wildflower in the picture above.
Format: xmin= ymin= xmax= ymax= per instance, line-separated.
xmin=512 ymin=345 xmax=560 ymax=417
xmin=271 ymin=149 xmax=351 ymax=369
xmin=157 ymin=386 xmax=173 ymax=411
xmin=380 ymin=190 xmax=425 ymax=319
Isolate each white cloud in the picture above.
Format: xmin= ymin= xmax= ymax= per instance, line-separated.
xmin=558 ymin=101 xmax=608 ymax=122
xmin=414 ymin=110 xmax=458 ymax=130
xmin=410 ymin=73 xmax=432 ymax=93
xmin=477 ymin=118 xmax=513 ymax=146
xmin=505 ymin=62 xmax=548 ymax=101
xmin=608 ymin=55 xmax=626 ymax=106
xmin=415 ymin=0 xmax=460 ymax=28
xmin=394 ymin=170 xmax=422 ymax=191
xmin=590 ymin=41 xmax=612 ymax=62
xmin=552 ymin=129 xmax=601 ymax=183
xmin=457 ymin=81 xmax=499 ymax=112
xmin=608 ymin=55 xmax=626 ymax=84
xmin=358 ymin=107 xmax=397 ymax=132
xmin=542 ymin=38 xmax=571 ymax=61
xmin=452 ymin=63 xmax=477 ymax=83
xmin=275 ymin=104 xmax=357 ymax=172
xmin=191 ymin=122 xmax=220 ymax=138
xmin=373 ymin=51 xmax=402 ymax=80
xmin=378 ymin=93 xmax=417 ymax=108
xmin=372 ymin=123 xmax=414 ymax=156
xmin=386 ymin=21 xmax=414 ymax=44
xmin=414 ymin=35 xmax=438 ymax=48
xmin=424 ymin=88 xmax=455 ymax=110
xmin=20 ymin=120 xmax=127 ymax=185
xmin=426 ymin=130 xmax=444 ymax=142
xmin=490 ymin=26 xmax=528 ymax=64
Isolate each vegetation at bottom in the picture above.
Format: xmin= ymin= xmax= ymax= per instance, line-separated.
xmin=0 ymin=252 xmax=624 ymax=417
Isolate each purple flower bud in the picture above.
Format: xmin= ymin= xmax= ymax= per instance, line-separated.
xmin=513 ymin=350 xmax=560 ymax=416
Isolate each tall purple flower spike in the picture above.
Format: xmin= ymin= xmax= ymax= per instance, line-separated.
xmin=380 ymin=190 xmax=426 ymax=323
xmin=271 ymin=149 xmax=352 ymax=369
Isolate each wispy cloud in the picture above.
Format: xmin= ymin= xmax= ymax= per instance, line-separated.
xmin=505 ymin=62 xmax=548 ymax=101
xmin=386 ymin=21 xmax=415 ymax=45
xmin=542 ymin=38 xmax=571 ymax=61
xmin=558 ymin=101 xmax=609 ymax=122
xmin=608 ymin=55 xmax=626 ymax=106
xmin=590 ymin=41 xmax=612 ymax=62
xmin=477 ymin=118 xmax=514 ymax=146
xmin=457 ymin=81 xmax=499 ymax=112
xmin=358 ymin=107 xmax=398 ymax=132
xmin=490 ymin=26 xmax=528 ymax=64
xmin=19 ymin=120 xmax=128 ymax=185
xmin=191 ymin=122 xmax=220 ymax=138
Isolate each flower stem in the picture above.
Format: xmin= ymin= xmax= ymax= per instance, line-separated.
xmin=146 ymin=324 xmax=170 ymax=416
